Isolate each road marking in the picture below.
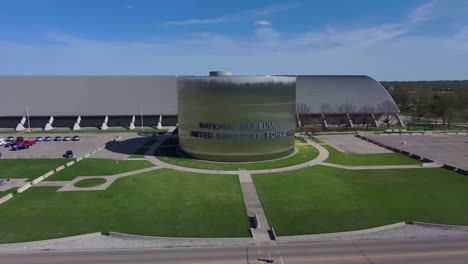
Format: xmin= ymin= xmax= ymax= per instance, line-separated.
xmin=191 ymin=261 xmax=262 ymax=264
xmin=281 ymin=249 xmax=468 ymax=262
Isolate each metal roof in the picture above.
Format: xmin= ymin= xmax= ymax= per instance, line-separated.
xmin=0 ymin=75 xmax=397 ymax=116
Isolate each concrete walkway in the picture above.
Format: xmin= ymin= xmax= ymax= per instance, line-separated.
xmin=34 ymin=181 xmax=69 ymax=187
xmin=0 ymin=179 xmax=27 ymax=192
xmin=148 ymin=135 xmax=437 ymax=175
xmin=321 ymin=162 xmax=442 ymax=170
xmin=238 ymin=172 xmax=275 ymax=246
xmin=145 ymin=137 xmax=330 ymax=175
xmin=57 ymin=166 xmax=162 ymax=192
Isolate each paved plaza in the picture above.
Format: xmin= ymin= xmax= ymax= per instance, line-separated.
xmin=317 ymin=135 xmax=392 ymax=154
xmin=364 ymin=134 xmax=468 ymax=171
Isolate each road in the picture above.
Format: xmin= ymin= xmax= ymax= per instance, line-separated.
xmin=1 ymin=236 xmax=467 ymax=264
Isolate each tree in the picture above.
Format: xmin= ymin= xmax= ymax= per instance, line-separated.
xmin=358 ymin=104 xmax=376 ymax=113
xmin=412 ymin=88 xmax=432 ymax=122
xmin=378 ymin=100 xmax=399 ymax=128
xmin=391 ymin=87 xmax=411 ymax=112
xmin=320 ymin=103 xmax=333 ymax=113
xmin=337 ymin=101 xmax=357 ymax=113
xmin=431 ymin=93 xmax=457 ymax=125
xmin=296 ymin=103 xmax=310 ymax=114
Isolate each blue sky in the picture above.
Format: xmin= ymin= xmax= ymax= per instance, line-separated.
xmin=1 ymin=0 xmax=468 ymax=80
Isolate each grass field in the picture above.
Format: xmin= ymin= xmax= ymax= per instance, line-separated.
xmin=0 ymin=159 xmax=67 ymax=180
xmin=0 ymin=169 xmax=249 ymax=243
xmin=74 ymin=178 xmax=107 ymax=188
xmin=156 ymin=144 xmax=319 ymax=170
xmin=0 ymin=188 xmax=17 ymax=197
xmin=254 ymin=165 xmax=468 ymax=235
xmin=310 ymin=137 xmax=323 ymax=143
xmin=324 ymin=145 xmax=422 ymax=166
xmin=48 ymin=159 xmax=154 ymax=181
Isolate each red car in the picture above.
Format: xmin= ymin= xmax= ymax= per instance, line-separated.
xmin=18 ymin=140 xmax=36 ymax=147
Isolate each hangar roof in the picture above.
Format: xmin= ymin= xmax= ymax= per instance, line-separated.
xmin=0 ymin=75 xmax=397 ymax=116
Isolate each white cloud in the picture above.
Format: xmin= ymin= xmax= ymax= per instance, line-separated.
xmin=163 ymin=17 xmax=228 ymax=26
xmin=163 ymin=3 xmax=296 ymax=26
xmin=254 ymin=20 xmax=272 ymax=26
xmin=410 ymin=0 xmax=438 ymax=22
xmin=1 ymin=1 xmax=468 ymax=80
xmin=295 ymin=23 xmax=408 ymax=49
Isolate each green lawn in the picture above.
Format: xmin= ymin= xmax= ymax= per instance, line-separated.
xmin=74 ymin=178 xmax=107 ymax=188
xmin=0 ymin=169 xmax=249 ymax=243
xmin=324 ymin=145 xmax=422 ymax=166
xmin=294 ymin=138 xmax=306 ymax=144
xmin=254 ymin=166 xmax=468 ymax=235
xmin=0 ymin=159 xmax=67 ymax=180
xmin=0 ymin=188 xmax=17 ymax=197
xmin=48 ymin=159 xmax=154 ymax=181
xmin=156 ymin=144 xmax=319 ymax=171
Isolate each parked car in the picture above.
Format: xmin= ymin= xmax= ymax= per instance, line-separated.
xmin=7 ymin=136 xmax=14 ymax=142
xmin=54 ymin=136 xmax=62 ymax=141
xmin=19 ymin=140 xmax=36 ymax=147
xmin=0 ymin=138 xmax=6 ymax=146
xmin=64 ymin=150 xmax=74 ymax=158
xmin=44 ymin=136 xmax=52 ymax=142
xmin=72 ymin=135 xmax=80 ymax=141
xmin=64 ymin=136 xmax=71 ymax=141
xmin=11 ymin=144 xmax=28 ymax=151
xmin=36 ymin=136 xmax=44 ymax=142
xmin=16 ymin=137 xmax=24 ymax=142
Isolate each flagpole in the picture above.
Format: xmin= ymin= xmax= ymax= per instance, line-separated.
xmin=140 ymin=104 xmax=144 ymax=133
xmin=26 ymin=104 xmax=31 ymax=133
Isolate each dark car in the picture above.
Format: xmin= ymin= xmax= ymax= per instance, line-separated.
xmin=64 ymin=136 xmax=71 ymax=141
xmin=54 ymin=136 xmax=62 ymax=141
xmin=36 ymin=136 xmax=44 ymax=142
xmin=7 ymin=136 xmax=14 ymax=142
xmin=16 ymin=137 xmax=24 ymax=142
xmin=44 ymin=136 xmax=52 ymax=142
xmin=64 ymin=150 xmax=74 ymax=158
xmin=72 ymin=135 xmax=80 ymax=141
xmin=11 ymin=144 xmax=28 ymax=151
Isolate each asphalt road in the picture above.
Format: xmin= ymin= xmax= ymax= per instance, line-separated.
xmin=1 ymin=236 xmax=467 ymax=264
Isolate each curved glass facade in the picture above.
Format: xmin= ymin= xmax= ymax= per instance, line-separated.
xmin=177 ymin=76 xmax=296 ymax=162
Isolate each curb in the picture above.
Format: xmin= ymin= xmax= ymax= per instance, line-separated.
xmin=12 ymin=143 xmax=108 ymax=197
xmin=277 ymin=222 xmax=406 ymax=243
xmin=0 ymin=233 xmax=102 ymax=249
xmin=0 ymin=193 xmax=13 ymax=205
xmin=109 ymin=232 xmax=254 ymax=244
xmin=410 ymin=221 xmax=468 ymax=231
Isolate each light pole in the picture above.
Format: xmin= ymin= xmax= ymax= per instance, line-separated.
xmin=26 ymin=104 xmax=31 ymax=133
xmin=140 ymin=104 xmax=144 ymax=133
xmin=401 ymin=126 xmax=407 ymax=145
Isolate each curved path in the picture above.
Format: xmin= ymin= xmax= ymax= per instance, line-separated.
xmin=57 ymin=166 xmax=162 ymax=192
xmin=145 ymin=136 xmax=330 ymax=175
xmin=145 ymin=135 xmax=439 ymax=175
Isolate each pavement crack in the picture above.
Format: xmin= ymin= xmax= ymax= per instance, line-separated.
xmin=352 ymin=241 xmax=374 ymax=264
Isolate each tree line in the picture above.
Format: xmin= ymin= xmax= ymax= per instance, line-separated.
xmin=381 ymin=80 xmax=468 ymax=126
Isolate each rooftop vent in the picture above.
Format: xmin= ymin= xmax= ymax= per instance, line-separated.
xmin=209 ymin=71 xmax=232 ymax=76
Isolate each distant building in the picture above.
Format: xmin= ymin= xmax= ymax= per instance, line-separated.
xmin=0 ymin=74 xmax=400 ymax=131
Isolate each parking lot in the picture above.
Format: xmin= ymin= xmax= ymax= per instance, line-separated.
xmin=0 ymin=133 xmax=149 ymax=160
xmin=317 ymin=135 xmax=392 ymax=154
xmin=364 ymin=134 xmax=468 ymax=171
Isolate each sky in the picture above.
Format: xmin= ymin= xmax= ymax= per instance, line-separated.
xmin=1 ymin=0 xmax=468 ymax=80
